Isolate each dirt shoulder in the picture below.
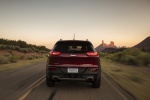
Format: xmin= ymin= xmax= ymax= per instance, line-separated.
xmin=101 ymin=58 xmax=150 ymax=100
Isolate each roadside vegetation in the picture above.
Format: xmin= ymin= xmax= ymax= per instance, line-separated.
xmin=100 ymin=48 xmax=150 ymax=100
xmin=0 ymin=38 xmax=49 ymax=71
xmin=99 ymin=48 xmax=150 ymax=67
xmin=0 ymin=38 xmax=49 ymax=52
xmin=0 ymin=50 xmax=47 ymax=64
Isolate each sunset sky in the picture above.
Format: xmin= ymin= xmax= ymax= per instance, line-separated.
xmin=0 ymin=0 xmax=150 ymax=49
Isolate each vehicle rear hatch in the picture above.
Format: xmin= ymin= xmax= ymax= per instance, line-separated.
xmin=49 ymin=41 xmax=99 ymax=74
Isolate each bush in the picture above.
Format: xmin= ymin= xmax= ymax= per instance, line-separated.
xmin=9 ymin=45 xmax=15 ymax=50
xmin=27 ymin=56 xmax=34 ymax=60
xmin=98 ymin=52 xmax=108 ymax=58
xmin=0 ymin=44 xmax=2 ymax=49
xmin=137 ymin=53 xmax=150 ymax=66
xmin=122 ymin=48 xmax=141 ymax=56
xmin=5 ymin=45 xmax=10 ymax=49
xmin=1 ymin=45 xmax=7 ymax=49
xmin=120 ymin=55 xmax=137 ymax=65
xmin=28 ymin=48 xmax=33 ymax=53
xmin=15 ymin=46 xmax=21 ymax=52
xmin=22 ymin=48 xmax=28 ymax=53
xmin=105 ymin=48 xmax=150 ymax=66
xmin=0 ymin=55 xmax=9 ymax=64
xmin=105 ymin=54 xmax=114 ymax=59
xmin=9 ymin=55 xmax=18 ymax=63
xmin=20 ymin=55 xmax=25 ymax=60
xmin=35 ymin=49 xmax=39 ymax=53
xmin=112 ymin=52 xmax=122 ymax=61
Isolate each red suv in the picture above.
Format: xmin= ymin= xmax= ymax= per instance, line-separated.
xmin=46 ymin=40 xmax=101 ymax=88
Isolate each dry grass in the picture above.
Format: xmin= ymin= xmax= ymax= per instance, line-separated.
xmin=101 ymin=58 xmax=150 ymax=100
xmin=0 ymin=58 xmax=46 ymax=72
xmin=0 ymin=50 xmax=47 ymax=71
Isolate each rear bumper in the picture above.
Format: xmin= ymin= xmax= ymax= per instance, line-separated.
xmin=46 ymin=65 xmax=101 ymax=82
xmin=52 ymin=76 xmax=94 ymax=81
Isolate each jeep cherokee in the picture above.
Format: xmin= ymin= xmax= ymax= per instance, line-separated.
xmin=46 ymin=40 xmax=101 ymax=88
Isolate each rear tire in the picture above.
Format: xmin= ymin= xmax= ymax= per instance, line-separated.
xmin=92 ymin=73 xmax=101 ymax=88
xmin=46 ymin=76 xmax=55 ymax=87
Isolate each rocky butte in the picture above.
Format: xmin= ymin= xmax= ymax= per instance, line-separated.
xmin=95 ymin=40 xmax=118 ymax=52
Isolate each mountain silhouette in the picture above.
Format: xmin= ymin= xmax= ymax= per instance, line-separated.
xmin=133 ymin=36 xmax=150 ymax=50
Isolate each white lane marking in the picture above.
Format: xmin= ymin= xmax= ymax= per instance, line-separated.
xmin=18 ymin=75 xmax=45 ymax=100
xmin=102 ymin=74 xmax=129 ymax=100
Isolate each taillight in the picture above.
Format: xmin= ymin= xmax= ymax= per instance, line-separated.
xmin=49 ymin=51 xmax=61 ymax=56
xmin=86 ymin=52 xmax=98 ymax=56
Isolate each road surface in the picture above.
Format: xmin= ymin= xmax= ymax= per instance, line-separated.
xmin=0 ymin=62 xmax=134 ymax=100
xmin=0 ymin=62 xmax=46 ymax=100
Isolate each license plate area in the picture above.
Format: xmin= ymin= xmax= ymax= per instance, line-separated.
xmin=68 ymin=68 xmax=78 ymax=73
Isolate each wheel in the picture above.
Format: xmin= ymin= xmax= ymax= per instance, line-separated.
xmin=92 ymin=73 xmax=101 ymax=88
xmin=46 ymin=76 xmax=55 ymax=87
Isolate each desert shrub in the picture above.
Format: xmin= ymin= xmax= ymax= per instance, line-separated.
xmin=28 ymin=48 xmax=33 ymax=53
xmin=35 ymin=49 xmax=39 ymax=53
xmin=22 ymin=48 xmax=28 ymax=53
xmin=111 ymin=52 xmax=123 ymax=61
xmin=5 ymin=45 xmax=10 ymax=49
xmin=31 ymin=55 xmax=37 ymax=58
xmin=20 ymin=55 xmax=25 ymax=60
xmin=7 ymin=45 xmax=15 ymax=50
xmin=118 ymin=46 xmax=127 ymax=52
xmin=105 ymin=54 xmax=114 ymax=59
xmin=137 ymin=53 xmax=150 ymax=66
xmin=15 ymin=46 xmax=22 ymax=52
xmin=104 ymin=48 xmax=150 ymax=66
xmin=40 ymin=50 xmax=47 ymax=54
xmin=122 ymin=55 xmax=137 ymax=65
xmin=9 ymin=55 xmax=18 ymax=63
xmin=35 ymin=55 xmax=40 ymax=58
xmin=31 ymin=47 xmax=36 ymax=52
xmin=0 ymin=44 xmax=2 ymax=49
xmin=27 ymin=56 xmax=34 ymax=60
xmin=40 ymin=55 xmax=44 ymax=58
xmin=9 ymin=45 xmax=15 ymax=50
xmin=1 ymin=45 xmax=7 ymax=49
xmin=0 ymin=55 xmax=9 ymax=64
xmin=98 ymin=52 xmax=109 ymax=58
xmin=122 ymin=48 xmax=141 ymax=56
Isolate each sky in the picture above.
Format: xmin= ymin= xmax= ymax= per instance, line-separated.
xmin=0 ymin=0 xmax=150 ymax=49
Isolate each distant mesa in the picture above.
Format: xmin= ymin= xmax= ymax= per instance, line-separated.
xmin=133 ymin=36 xmax=150 ymax=50
xmin=95 ymin=40 xmax=118 ymax=52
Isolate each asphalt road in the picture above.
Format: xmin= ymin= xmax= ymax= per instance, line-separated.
xmin=0 ymin=62 xmax=46 ymax=100
xmin=25 ymin=75 xmax=133 ymax=100
xmin=0 ymin=62 xmax=134 ymax=100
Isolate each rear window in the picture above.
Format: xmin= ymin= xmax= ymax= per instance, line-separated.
xmin=53 ymin=41 xmax=95 ymax=53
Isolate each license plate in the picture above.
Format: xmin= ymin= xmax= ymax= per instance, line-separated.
xmin=68 ymin=68 xmax=78 ymax=73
